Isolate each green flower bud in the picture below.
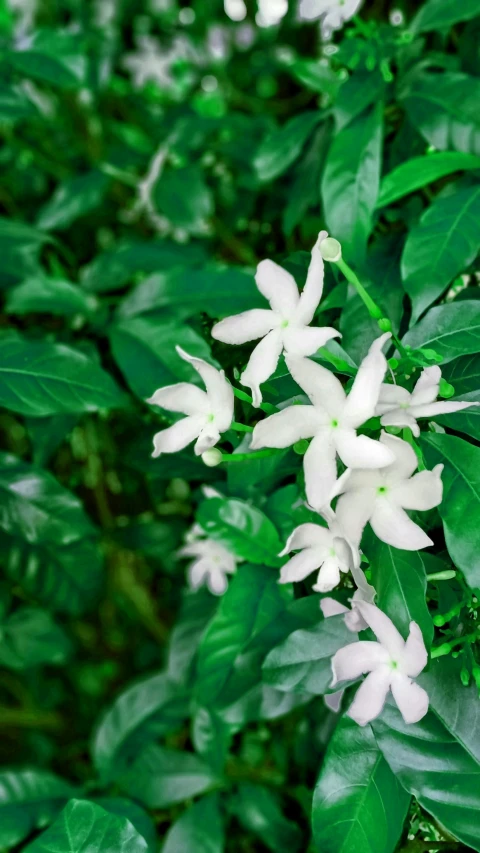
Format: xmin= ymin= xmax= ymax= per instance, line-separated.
xmin=439 ymin=379 xmax=455 ymax=399
xmin=378 ymin=317 xmax=392 ymax=332
xmin=320 ymin=237 xmax=342 ymax=263
xmin=202 ymin=448 xmax=223 ymax=467
xmin=293 ymin=439 xmax=309 ymax=455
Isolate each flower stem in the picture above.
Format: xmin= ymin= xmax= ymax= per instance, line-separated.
xmin=231 ymin=421 xmax=253 ymax=433
xmin=431 ymin=629 xmax=479 ymax=658
xmin=220 ymin=448 xmax=282 ymax=463
xmin=232 ymin=386 xmax=278 ymax=414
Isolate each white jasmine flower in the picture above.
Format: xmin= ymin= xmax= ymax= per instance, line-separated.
xmin=279 ymin=516 xmax=358 ymax=592
xmin=298 ymin=0 xmax=363 ymax=37
xmin=211 ymin=230 xmax=340 ymax=407
xmin=147 ymin=347 xmax=234 ymax=457
xmin=331 ymin=601 xmax=429 ymax=726
xmin=178 ymin=536 xmax=238 ymax=595
xmin=336 ymin=433 xmax=443 ymax=550
xmin=320 ymin=562 xmax=376 ymax=632
xmin=251 ymin=333 xmax=395 ymax=509
xmin=376 ymin=365 xmax=479 ymax=437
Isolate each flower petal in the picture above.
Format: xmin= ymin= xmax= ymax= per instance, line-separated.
xmin=401 ymin=622 xmax=428 ymax=678
xmin=335 ymin=429 xmax=395 ymax=469
xmin=304 ymin=431 xmax=338 ymax=510
xmin=207 ymin=566 xmax=230 ymax=596
xmin=390 ymin=468 xmax=443 ymax=511
xmin=279 ymin=548 xmax=323 ymax=583
xmin=411 ymin=365 xmax=441 ymax=406
xmin=212 ymin=308 xmax=279 ymax=344
xmin=241 ymin=329 xmax=284 ymax=407
xmin=251 ymin=405 xmax=323 ymax=450
xmin=347 ymin=666 xmax=392 ymax=726
xmin=293 ymin=230 xmax=327 ymax=325
xmin=312 ymin=556 xmax=342 ymax=592
xmin=335 ymin=489 xmax=375 ymax=546
xmin=410 ymin=400 xmax=480 ymax=419
xmin=147 ymin=382 xmax=209 ymax=416
xmin=376 ymin=383 xmax=411 ymax=414
xmin=390 ymin=672 xmax=429 ymax=724
xmin=152 ymin=415 xmax=205 ymax=457
xmin=176 ymin=347 xmax=234 ymax=429
xmin=194 ymin=424 xmax=221 ymax=455
xmin=380 ymin=409 xmax=420 ymax=437
xmin=280 ymin=522 xmax=332 ymax=555
xmin=380 ymin=433 xmax=418 ymax=483
xmin=188 ymin=557 xmax=210 ymax=590
xmin=324 ymin=690 xmax=344 ymax=713
xmin=286 ymin=355 xmax=346 ymax=415
xmin=331 ymin=641 xmax=389 ymax=685
xmin=320 ymin=597 xmax=349 ymax=618
xmin=370 ymin=499 xmax=433 ymax=550
xmin=342 ymin=333 xmax=391 ymax=428
xmin=255 ymin=259 xmax=299 ymax=317
xmin=283 ymin=325 xmax=341 ymax=356
xmin=353 ymin=601 xmax=406 ymax=660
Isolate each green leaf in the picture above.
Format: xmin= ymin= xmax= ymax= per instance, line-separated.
xmin=0 ymin=334 xmax=127 ymax=416
xmin=421 ymin=432 xmax=480 ymax=590
xmin=312 ymin=717 xmax=410 ymax=853
xmin=254 ymin=111 xmax=322 ymax=183
xmin=0 ymin=768 xmax=75 ymax=849
xmin=37 ymin=171 xmax=109 ymax=231
xmin=334 ymin=70 xmax=385 ymax=131
xmin=0 ymin=84 xmax=37 ymax=120
xmin=283 ymin=125 xmax=329 ymax=236
xmin=0 ymin=607 xmax=71 ymax=669
xmin=6 ymin=276 xmax=97 ymax=317
xmin=95 ymin=800 xmax=156 ymax=852
xmin=402 ymin=300 xmax=480 ymax=363
xmin=162 ymin=794 xmax=224 ymax=853
xmin=401 ymin=71 xmax=480 ymax=156
xmin=377 ymin=152 xmax=480 ymax=208
xmin=152 ymin=164 xmax=213 ymax=232
xmin=322 ymin=103 xmax=383 ymax=260
xmin=0 ymin=452 xmax=96 ymax=546
xmin=109 ymin=317 xmax=215 ymax=399
xmin=119 ymin=744 xmax=220 ymax=809
xmin=167 ymin=590 xmax=218 ymax=686
xmin=435 ymin=355 xmax=480 ymax=438
xmin=287 ymin=59 xmax=342 ymax=97
xmin=92 ymin=672 xmax=189 ymax=781
xmin=192 ymin=706 xmax=232 ymax=774
xmin=262 ymin=613 xmax=351 ymax=695
xmin=411 ymin=0 xmax=480 ymax=33
xmin=23 ymin=799 xmax=148 ymax=853
xmin=196 ymin=497 xmax=283 ymax=567
xmin=7 ymin=49 xmax=80 ymax=89
xmin=0 ymin=217 xmax=49 ymax=282
xmin=231 ymin=783 xmax=302 ymax=853
xmin=81 ymin=240 xmax=206 ymax=293
xmin=401 ymin=185 xmax=480 ymax=321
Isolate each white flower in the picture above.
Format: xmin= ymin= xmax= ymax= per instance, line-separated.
xmin=331 ymin=601 xmax=429 ymax=726
xmin=298 ymin=0 xmax=363 ymax=38
xmin=251 ymin=333 xmax=395 ymax=509
xmin=147 ymin=347 xmax=234 ymax=457
xmin=279 ymin=516 xmax=358 ymax=592
xmin=211 ymin=230 xmax=340 ymax=407
xmin=178 ymin=536 xmax=238 ymax=595
xmin=336 ymin=432 xmax=443 ymax=551
xmin=376 ymin=365 xmax=479 ymax=437
xmin=320 ymin=563 xmax=376 ymax=632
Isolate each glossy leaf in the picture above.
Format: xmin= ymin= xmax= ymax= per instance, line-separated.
xmin=167 ymin=589 xmax=218 ymax=685
xmin=0 ymin=607 xmax=71 ymax=670
xmin=119 ymin=744 xmax=220 ymax=809
xmin=196 ymin=497 xmax=283 ymax=567
xmin=152 ymin=164 xmax=213 ymax=232
xmin=37 ymin=171 xmax=109 ymax=231
xmin=436 ymin=354 xmax=480 ymax=438
xmin=254 ymin=111 xmax=322 ymax=183
xmin=6 ymin=276 xmax=97 ymax=317
xmin=0 ymin=768 xmax=75 ymax=849
xmin=162 ymin=794 xmax=224 ymax=853
xmin=334 ymin=70 xmax=385 ymax=131
xmin=377 ymin=152 xmax=480 ymax=208
xmin=411 ymin=0 xmax=480 ymax=33
xmin=402 ymin=300 xmax=480 ymax=363
xmin=95 ymin=800 xmax=156 ymax=852
xmin=81 ymin=240 xmax=206 ymax=293
xmin=231 ymin=783 xmax=302 ymax=853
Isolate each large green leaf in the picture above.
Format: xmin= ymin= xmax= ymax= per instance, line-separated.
xmin=421 ymin=432 xmax=480 ymax=590
xmin=81 ymin=240 xmax=206 ymax=293
xmin=162 ymin=795 xmax=224 ymax=853
xmin=167 ymin=589 xmax=218 ymax=685
xmin=401 ymin=185 xmax=480 ymax=321
xmin=402 ymin=301 xmax=480 ymax=362
xmin=0 ymin=335 xmax=127 ymax=416
xmin=119 ymin=744 xmax=220 ymax=809
xmin=411 ymin=0 xmax=480 ymax=33
xmin=322 ymin=103 xmax=383 ymax=260
xmin=401 ymin=71 xmax=480 ymax=155
xmin=37 ymin=171 xmax=109 ymax=231
xmin=231 ymin=783 xmax=302 ymax=853
xmin=196 ymin=497 xmax=283 ymax=567
xmin=0 ymin=217 xmax=49 ymax=281
xmin=436 ymin=354 xmax=480 ymax=438
xmin=312 ymin=717 xmax=410 ymax=853
xmin=0 ymin=84 xmax=37 ymax=120
xmin=95 ymin=799 xmax=156 ymax=852
xmin=23 ymin=799 xmax=148 ymax=853
xmin=0 ymin=607 xmax=71 ymax=669
xmin=6 ymin=276 xmax=97 ymax=317
xmin=152 ymin=164 xmax=213 ymax=233
xmin=0 ymin=768 xmax=76 ymax=849
xmin=334 ymin=70 xmax=385 ymax=131
xmin=377 ymin=152 xmax=480 ymax=208
xmin=254 ymin=111 xmax=322 ymax=183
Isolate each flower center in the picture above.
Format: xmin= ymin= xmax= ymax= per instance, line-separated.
xmin=329 ymin=547 xmax=336 ymax=557
xmin=331 ymin=419 xmax=339 ymax=428
xmin=399 ymin=401 xmax=410 ymax=409
xmin=377 ymin=486 xmax=388 ymax=495
xmin=280 ymin=319 xmax=289 ymax=328
xmin=207 ymin=413 xmax=215 ymax=422
xmin=390 ymin=659 xmax=398 ymax=670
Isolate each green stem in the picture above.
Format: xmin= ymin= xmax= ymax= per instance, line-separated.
xmin=232 ymin=386 xmax=278 ymax=414
xmin=231 ymin=421 xmax=253 ymax=433
xmin=431 ymin=630 xmax=479 ymax=659
xmin=220 ymin=449 xmax=282 ymax=463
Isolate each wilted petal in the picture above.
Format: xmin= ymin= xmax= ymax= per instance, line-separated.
xmin=286 ymin=355 xmax=346 ymax=415
xmin=194 ymin=424 xmax=221 ymax=455
xmin=152 ymin=415 xmax=205 ymax=457
xmin=293 ymin=230 xmax=327 ymax=325
xmin=335 ymin=489 xmax=376 ymax=546
xmin=255 ymin=259 xmax=299 ymax=317
xmin=347 ymin=666 xmax=392 ymax=726
xmin=391 ymin=468 xmax=443 ymax=511
xmin=410 ymin=400 xmax=480 ymax=420
xmin=324 ymin=690 xmax=344 ymax=713
xmin=342 ymin=333 xmax=391 ymax=428
xmin=241 ymin=329 xmax=284 ymax=407
xmin=283 ymin=325 xmax=340 ymax=357
xmin=280 ymin=523 xmax=332 ymax=555
xmin=380 ymin=409 xmax=420 ymax=436
xmin=320 ymin=597 xmax=349 ymax=618
xmin=411 ymin=365 xmax=441 ymax=406
xmin=335 ymin=429 xmax=395 ymax=469
xmin=354 ymin=601 xmax=406 ymax=660
xmin=331 ymin=641 xmax=389 ymax=685
xmin=251 ymin=405 xmax=323 ymax=450
xmin=176 ymin=347 xmax=234 ymax=430
xmin=370 ymin=499 xmax=433 ymax=550
xmin=212 ymin=308 xmax=279 ymax=344
xmin=312 ymin=556 xmax=342 ymax=592
xmin=390 ymin=672 xmax=429 ymax=724
xmin=147 ymin=382 xmax=209 ymax=416
xmin=279 ymin=547 xmax=324 ymax=583
xmin=401 ymin=622 xmax=428 ymax=678
xmin=304 ymin=432 xmax=338 ymax=510
xmin=380 ymin=433 xmax=418 ymax=483
xmin=376 ymin=383 xmax=410 ymax=414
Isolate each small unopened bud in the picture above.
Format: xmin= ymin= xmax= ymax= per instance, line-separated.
xmin=202 ymin=448 xmax=223 ymax=467
xmin=293 ymin=439 xmax=309 ymax=455
xmin=320 ymin=237 xmax=342 ymax=263
xmin=378 ymin=317 xmax=392 ymax=332
xmin=439 ymin=379 xmax=455 ymax=399
xmin=388 ymin=357 xmax=399 ymax=370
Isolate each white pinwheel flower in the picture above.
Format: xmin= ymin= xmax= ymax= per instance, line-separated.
xmin=298 ymin=0 xmax=363 ymax=37
xmin=211 ymin=230 xmax=340 ymax=407
xmin=336 ymin=432 xmax=443 ymax=551
xmin=178 ymin=535 xmax=239 ymax=595
xmin=331 ymin=601 xmax=429 ymax=726
xmin=376 ymin=365 xmax=479 ymax=437
xmin=279 ymin=516 xmax=359 ymax=593
xmin=251 ymin=333 xmax=395 ymax=509
xmin=147 ymin=347 xmax=234 ymax=457
xmin=320 ymin=562 xmax=376 ymax=632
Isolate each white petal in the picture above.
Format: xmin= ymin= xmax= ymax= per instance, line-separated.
xmin=293 ymin=230 xmax=327 ymax=325
xmin=410 ymin=400 xmax=480 ymax=419
xmin=344 ymin=607 xmax=368 ymax=633
xmin=280 ymin=523 xmax=332 ymax=555
xmin=147 ymin=382 xmax=209 ymax=416
xmin=342 ymin=333 xmax=391 ymax=428
xmin=331 ymin=641 xmax=389 ymax=685
xmin=241 ymin=329 xmax=284 ymax=407
xmin=312 ymin=556 xmax=342 ymax=592
xmin=390 ymin=672 xmax=429 ymax=724
xmin=304 ymin=432 xmax=338 ymax=511
xmin=380 ymin=433 xmax=418 ymax=483
xmin=188 ymin=557 xmax=210 ymax=590
xmin=390 ymin=468 xmax=443 ymax=511
xmin=286 ymin=355 xmax=346 ymax=415
xmin=401 ymin=622 xmax=428 ymax=678
xmin=320 ymin=597 xmax=349 ymax=618
xmin=194 ymin=424 xmax=221 ymax=456
xmin=354 ymin=601 xmax=406 ymax=660
xmin=176 ymin=347 xmax=234 ymax=430
xmin=335 ymin=429 xmax=395 ymax=469
xmin=251 ymin=405 xmax=323 ymax=450
xmin=279 ymin=548 xmax=323 ymax=583
xmin=376 ymin=383 xmax=411 ymax=414
xmin=347 ymin=666 xmax=392 ymax=726
xmin=350 ymin=565 xmax=376 ymax=602
xmin=380 ymin=409 xmax=420 ymax=436
xmin=207 ymin=566 xmax=230 ymax=596
xmin=255 ymin=259 xmax=299 ymax=317
xmin=370 ymin=499 xmax=433 ymax=550
xmin=152 ymin=415 xmax=205 ymax=457
xmin=212 ymin=308 xmax=279 ymax=344
xmin=283 ymin=325 xmax=340 ymax=356
xmin=335 ymin=490 xmax=376 ymax=546
xmin=324 ymin=690 xmax=344 ymax=713
xmin=411 ymin=365 xmax=441 ymax=406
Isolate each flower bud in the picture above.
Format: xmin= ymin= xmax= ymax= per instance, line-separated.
xmin=377 ymin=318 xmax=392 ymax=332
xmin=320 ymin=237 xmax=342 ymax=263
xmin=439 ymin=379 xmax=455 ymax=399
xmin=293 ymin=439 xmax=309 ymax=455
xmin=202 ymin=448 xmax=223 ymax=467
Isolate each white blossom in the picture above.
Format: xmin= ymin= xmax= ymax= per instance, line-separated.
xmin=298 ymin=0 xmax=363 ymax=39
xmin=279 ymin=515 xmax=358 ymax=592
xmin=147 ymin=347 xmax=234 ymax=457
xmin=178 ymin=535 xmax=238 ymax=595
xmin=251 ymin=333 xmax=395 ymax=509
xmin=211 ymin=230 xmax=340 ymax=407
xmin=331 ymin=601 xmax=429 ymax=726
xmin=376 ymin=365 xmax=479 ymax=437
xmin=336 ymin=432 xmax=443 ymax=551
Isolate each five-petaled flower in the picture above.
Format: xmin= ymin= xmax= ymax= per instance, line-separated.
xmin=211 ymin=230 xmax=340 ymax=407
xmin=335 ymin=432 xmax=443 ymax=550
xmin=251 ymin=333 xmax=394 ymax=509
xmin=279 ymin=516 xmax=358 ymax=592
xmin=178 ymin=532 xmax=239 ymax=595
xmin=331 ymin=601 xmax=429 ymax=726
xmin=376 ymin=365 xmax=479 ymax=436
xmin=298 ymin=0 xmax=364 ymax=39
xmin=147 ymin=347 xmax=234 ymax=457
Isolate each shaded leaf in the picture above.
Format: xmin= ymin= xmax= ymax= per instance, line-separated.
xmin=402 ymin=301 xmax=480 ymax=363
